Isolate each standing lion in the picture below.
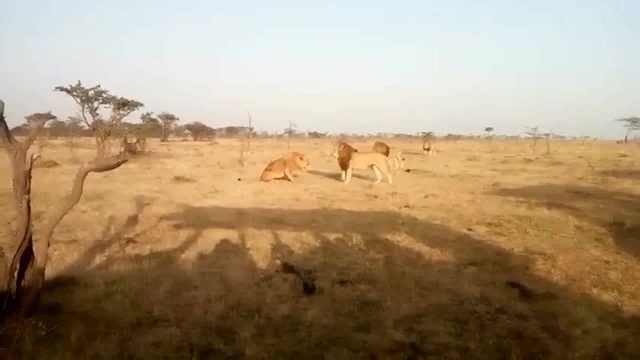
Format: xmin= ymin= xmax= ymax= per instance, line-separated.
xmin=331 ymin=142 xmax=392 ymax=185
xmin=373 ymin=141 xmax=404 ymax=169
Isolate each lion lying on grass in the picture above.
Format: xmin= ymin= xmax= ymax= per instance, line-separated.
xmin=260 ymin=152 xmax=310 ymax=182
xmin=331 ymin=142 xmax=393 ymax=185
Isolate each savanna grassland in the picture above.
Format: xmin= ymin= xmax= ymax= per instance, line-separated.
xmin=1 ymin=136 xmax=640 ymax=359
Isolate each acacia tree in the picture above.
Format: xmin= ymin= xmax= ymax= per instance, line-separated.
xmin=54 ymin=81 xmax=144 ymax=159
xmin=616 ymin=117 xmax=640 ymax=143
xmin=66 ymin=116 xmax=85 ymax=137
xmin=285 ymin=121 xmax=297 ymax=150
xmin=0 ymin=99 xmax=128 ymax=318
xmin=525 ymin=126 xmax=541 ymax=153
xmin=139 ymin=112 xmax=162 ymax=138
xmin=157 ymin=112 xmax=180 ymax=142
xmin=421 ymin=131 xmax=434 ymax=146
xmin=484 ymin=127 xmax=494 ymax=139
xmin=185 ymin=122 xmax=215 ymax=141
xmin=541 ymin=132 xmax=553 ymax=155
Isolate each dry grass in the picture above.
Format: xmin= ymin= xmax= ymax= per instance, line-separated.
xmin=1 ymin=137 xmax=640 ymax=359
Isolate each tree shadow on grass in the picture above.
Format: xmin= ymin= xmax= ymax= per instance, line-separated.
xmin=494 ymin=183 xmax=640 ymax=257
xmin=3 ymin=205 xmax=640 ymax=358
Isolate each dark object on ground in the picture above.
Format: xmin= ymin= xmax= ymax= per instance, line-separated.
xmin=277 ymin=260 xmax=316 ymax=295
xmin=505 ymin=280 xmax=536 ymax=300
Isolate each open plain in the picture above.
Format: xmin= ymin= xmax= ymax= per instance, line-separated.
xmin=1 ymin=137 xmax=640 ymax=358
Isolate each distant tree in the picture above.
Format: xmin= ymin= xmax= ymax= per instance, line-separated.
xmin=541 ymin=132 xmax=553 ymax=155
xmin=616 ymin=117 xmax=640 ymax=143
xmin=285 ymin=121 xmax=297 ymax=149
xmin=421 ymin=131 xmax=435 ymax=146
xmin=580 ymin=136 xmax=590 ymax=145
xmin=247 ymin=112 xmax=253 ymax=150
xmin=308 ymin=131 xmax=328 ymax=139
xmin=46 ymin=120 xmax=69 ymax=138
xmin=173 ymin=125 xmax=187 ymax=138
xmin=139 ymin=112 xmax=162 ymax=138
xmin=54 ymin=81 xmax=144 ymax=159
xmin=525 ymin=126 xmax=541 ymax=153
xmin=484 ymin=127 xmax=494 ymax=139
xmin=157 ymin=112 xmax=180 ymax=142
xmin=66 ymin=116 xmax=85 ymax=137
xmin=185 ymin=122 xmax=215 ymax=141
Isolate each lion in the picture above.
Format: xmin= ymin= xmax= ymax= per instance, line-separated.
xmin=331 ymin=142 xmax=393 ymax=185
xmin=372 ymin=141 xmax=390 ymax=157
xmin=260 ymin=152 xmax=310 ymax=182
xmin=373 ymin=141 xmax=404 ymax=169
xmin=423 ymin=143 xmax=437 ymax=156
xmin=335 ymin=141 xmax=358 ymax=176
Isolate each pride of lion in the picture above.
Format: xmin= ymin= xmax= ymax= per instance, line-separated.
xmin=260 ymin=152 xmax=310 ymax=182
xmin=260 ymin=140 xmax=408 ymax=185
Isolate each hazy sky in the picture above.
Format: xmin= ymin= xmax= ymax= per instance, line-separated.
xmin=1 ymin=1 xmax=638 ymax=138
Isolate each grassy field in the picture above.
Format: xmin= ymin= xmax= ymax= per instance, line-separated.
xmin=1 ymin=137 xmax=640 ymax=359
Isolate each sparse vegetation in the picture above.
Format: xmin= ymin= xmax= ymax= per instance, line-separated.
xmin=616 ymin=117 xmax=640 ymax=143
xmin=485 ymin=126 xmax=494 ymax=139
xmin=525 ymin=126 xmax=541 ymax=153
xmin=54 ymin=81 xmax=144 ymax=159
xmin=1 ymin=101 xmax=639 ymax=358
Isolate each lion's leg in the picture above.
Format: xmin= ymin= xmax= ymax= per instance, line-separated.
xmin=372 ymin=166 xmax=382 ymax=184
xmin=344 ymin=167 xmax=353 ymax=185
xmin=387 ymin=172 xmax=393 ymax=184
xmin=341 ymin=170 xmax=346 ymax=181
xmin=284 ymin=167 xmax=294 ymax=182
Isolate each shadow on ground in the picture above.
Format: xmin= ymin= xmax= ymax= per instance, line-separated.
xmin=494 ymin=183 xmax=640 ymax=257
xmin=2 ymin=205 xmax=639 ymax=358
xmin=308 ymin=169 xmax=371 ymax=181
xmin=600 ymin=169 xmax=640 ymax=180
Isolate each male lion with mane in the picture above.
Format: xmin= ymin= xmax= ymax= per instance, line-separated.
xmin=373 ymin=141 xmax=404 ymax=170
xmin=372 ymin=141 xmax=390 ymax=157
xmin=260 ymin=152 xmax=310 ymax=182
xmin=331 ymin=142 xmax=393 ymax=185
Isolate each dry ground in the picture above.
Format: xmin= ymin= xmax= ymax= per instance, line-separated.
xmin=1 ymin=137 xmax=640 ymax=359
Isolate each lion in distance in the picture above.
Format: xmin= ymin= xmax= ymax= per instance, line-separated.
xmin=331 ymin=141 xmax=393 ymax=185
xmin=260 ymin=152 xmax=310 ymax=182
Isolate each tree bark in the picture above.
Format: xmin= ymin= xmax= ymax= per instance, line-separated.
xmin=1 ymin=99 xmax=129 ymax=317
xmin=18 ymin=157 xmax=128 ymax=316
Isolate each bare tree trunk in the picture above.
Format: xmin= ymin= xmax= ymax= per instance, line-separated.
xmin=161 ymin=127 xmax=169 ymax=142
xmin=247 ymin=113 xmax=252 ymax=151
xmin=546 ymin=138 xmax=550 ymax=155
xmin=1 ymin=100 xmax=128 ymax=318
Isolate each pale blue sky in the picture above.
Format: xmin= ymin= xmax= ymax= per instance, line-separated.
xmin=1 ymin=1 xmax=638 ymax=138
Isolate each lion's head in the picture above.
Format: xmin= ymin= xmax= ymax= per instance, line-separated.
xmin=331 ymin=141 xmax=358 ymax=171
xmin=290 ymin=152 xmax=310 ymax=171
